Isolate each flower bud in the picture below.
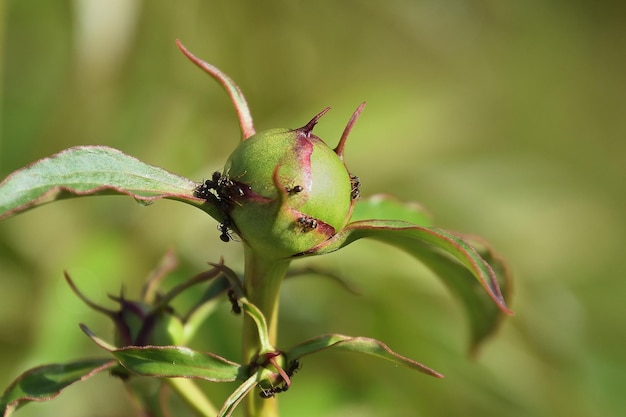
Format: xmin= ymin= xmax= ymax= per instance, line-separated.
xmin=216 ymin=109 xmax=356 ymax=258
xmin=113 ymin=297 xmax=185 ymax=347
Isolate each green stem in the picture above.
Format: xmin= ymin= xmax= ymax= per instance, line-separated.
xmin=124 ymin=377 xmax=166 ymax=417
xmin=241 ymin=245 xmax=291 ymax=417
xmin=164 ymin=378 xmax=219 ymax=417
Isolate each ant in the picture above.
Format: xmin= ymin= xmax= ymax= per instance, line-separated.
xmin=349 ymin=173 xmax=361 ymax=200
xmin=218 ymin=220 xmax=236 ymax=243
xmin=193 ymin=178 xmax=215 ymax=200
xmin=297 ymin=216 xmax=318 ymax=232
xmin=286 ymin=185 xmax=303 ymax=195
xmin=286 ymin=359 xmax=301 ymax=377
xmin=259 ymin=384 xmax=290 ymax=398
xmin=227 ymin=289 xmax=241 ymax=314
xmin=259 ymin=387 xmax=280 ymax=399
xmin=194 ymin=171 xmax=248 ymax=207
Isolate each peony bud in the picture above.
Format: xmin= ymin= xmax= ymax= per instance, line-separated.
xmin=207 ymin=108 xmax=359 ymax=258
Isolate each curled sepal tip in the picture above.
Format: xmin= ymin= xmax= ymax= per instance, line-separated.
xmin=334 ymin=102 xmax=366 ymax=159
xmin=299 ymin=107 xmax=331 ymax=137
xmin=176 ymin=39 xmax=255 ymax=140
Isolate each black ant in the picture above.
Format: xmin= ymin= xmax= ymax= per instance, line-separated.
xmin=286 ymin=359 xmax=301 ymax=377
xmin=194 ymin=171 xmax=248 ymax=208
xmin=218 ymin=221 xmax=235 ymax=242
xmin=286 ymin=185 xmax=303 ymax=195
xmin=297 ymin=216 xmax=318 ymax=232
xmin=258 ymin=383 xmax=289 ymax=399
xmin=227 ymin=289 xmax=241 ymax=314
xmin=259 ymin=387 xmax=279 ymax=399
xmin=193 ymin=176 xmax=216 ymax=200
xmin=349 ymin=173 xmax=360 ymax=200
xmin=194 ymin=171 xmax=220 ymax=199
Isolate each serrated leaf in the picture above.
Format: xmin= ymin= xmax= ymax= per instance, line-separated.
xmin=300 ymin=220 xmax=512 ymax=351
xmin=285 ymin=334 xmax=443 ymax=378
xmin=0 ymin=146 xmax=222 ymax=221
xmin=80 ymin=324 xmax=245 ymax=381
xmin=0 ymin=358 xmax=116 ymax=417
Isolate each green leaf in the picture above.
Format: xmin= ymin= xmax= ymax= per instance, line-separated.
xmin=183 ymin=274 xmax=232 ymax=342
xmin=80 ymin=324 xmax=245 ymax=382
xmin=285 ymin=334 xmax=443 ymax=378
xmin=217 ymin=374 xmax=259 ymax=417
xmin=459 ymin=234 xmax=513 ymax=352
xmin=0 ymin=146 xmax=221 ymax=221
xmin=113 ymin=346 xmax=245 ymax=382
xmin=0 ymin=359 xmax=116 ymax=417
xmin=300 ymin=220 xmax=512 ymax=351
xmin=351 ymin=194 xmax=433 ymax=226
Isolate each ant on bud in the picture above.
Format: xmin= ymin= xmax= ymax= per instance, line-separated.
xmin=297 ymin=216 xmax=318 ymax=232
xmin=259 ymin=387 xmax=278 ymax=399
xmin=349 ymin=173 xmax=360 ymax=200
xmin=194 ymin=171 xmax=248 ymax=206
xmin=286 ymin=359 xmax=301 ymax=377
xmin=258 ymin=384 xmax=289 ymax=399
xmin=286 ymin=185 xmax=304 ymax=195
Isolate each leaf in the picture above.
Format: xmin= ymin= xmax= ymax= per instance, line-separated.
xmin=80 ymin=324 xmax=245 ymax=382
xmin=112 ymin=346 xmax=245 ymax=382
xmin=183 ymin=274 xmax=232 ymax=341
xmin=417 ymin=233 xmax=513 ymax=354
xmin=299 ymin=220 xmax=513 ymax=351
xmin=0 ymin=146 xmax=222 ymax=221
xmin=0 ymin=358 xmax=116 ymax=417
xmin=351 ymin=194 xmax=433 ymax=226
xmin=285 ymin=334 xmax=443 ymax=378
xmin=217 ymin=374 xmax=259 ymax=417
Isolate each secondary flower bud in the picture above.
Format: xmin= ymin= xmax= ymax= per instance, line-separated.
xmin=112 ymin=297 xmax=185 ymax=347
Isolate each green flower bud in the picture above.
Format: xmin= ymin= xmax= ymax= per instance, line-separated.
xmin=64 ymin=270 xmax=185 ymax=349
xmin=214 ymin=108 xmax=360 ymax=258
xmin=113 ymin=297 xmax=185 ymax=347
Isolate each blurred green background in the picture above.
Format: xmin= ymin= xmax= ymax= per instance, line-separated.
xmin=1 ymin=1 xmax=625 ymax=416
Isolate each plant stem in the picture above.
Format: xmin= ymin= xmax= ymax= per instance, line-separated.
xmin=124 ymin=377 xmax=166 ymax=417
xmin=241 ymin=245 xmax=291 ymax=417
xmin=165 ymin=378 xmax=219 ymax=417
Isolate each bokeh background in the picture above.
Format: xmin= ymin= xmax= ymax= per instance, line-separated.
xmin=1 ymin=1 xmax=625 ymax=416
